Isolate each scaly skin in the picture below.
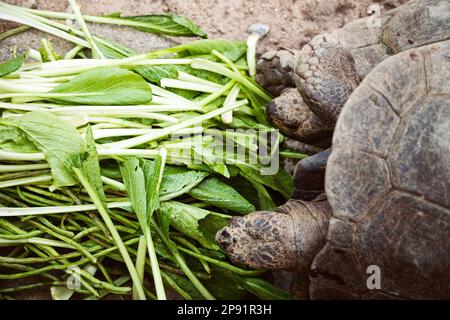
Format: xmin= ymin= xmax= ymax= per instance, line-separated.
xmin=256 ymin=48 xmax=300 ymax=97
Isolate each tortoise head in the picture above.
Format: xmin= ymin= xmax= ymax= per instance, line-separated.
xmin=216 ymin=209 xmax=299 ymax=270
xmin=216 ymin=199 xmax=332 ymax=272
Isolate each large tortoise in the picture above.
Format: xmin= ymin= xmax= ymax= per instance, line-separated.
xmin=216 ymin=0 xmax=450 ymax=299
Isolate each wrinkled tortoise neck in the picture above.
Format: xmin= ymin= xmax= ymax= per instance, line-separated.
xmin=282 ymin=198 xmax=332 ymax=272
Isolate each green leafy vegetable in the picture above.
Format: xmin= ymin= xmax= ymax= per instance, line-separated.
xmin=160 ymin=166 xmax=209 ymax=200
xmin=68 ymin=126 xmax=146 ymax=300
xmin=0 ymin=54 xmax=25 ymax=77
xmin=9 ymin=111 xmax=84 ymax=187
xmin=134 ymin=65 xmax=178 ymax=84
xmin=198 ymin=215 xmax=230 ymax=247
xmin=239 ymin=277 xmax=291 ymax=300
xmin=204 ymin=269 xmax=246 ymax=300
xmin=153 ymin=39 xmax=247 ymax=62
xmin=158 ymin=201 xmax=226 ymax=250
xmin=50 ymin=67 xmax=152 ymax=105
xmin=104 ymin=13 xmax=207 ymax=38
xmin=120 ymin=154 xmax=167 ymax=300
xmin=0 ymin=125 xmax=37 ymax=153
xmin=188 ymin=177 xmax=255 ymax=214
xmin=239 ymin=165 xmax=293 ymax=199
xmin=0 ymin=1 xmax=296 ymax=301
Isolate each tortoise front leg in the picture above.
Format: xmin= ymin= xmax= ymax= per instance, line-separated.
xmin=293 ymin=148 xmax=331 ymax=201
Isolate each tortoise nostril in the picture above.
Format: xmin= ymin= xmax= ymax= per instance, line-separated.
xmin=216 ymin=228 xmax=233 ymax=250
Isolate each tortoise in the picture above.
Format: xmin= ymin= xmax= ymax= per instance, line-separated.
xmin=259 ymin=0 xmax=450 ymax=147
xmin=216 ymin=0 xmax=450 ymax=299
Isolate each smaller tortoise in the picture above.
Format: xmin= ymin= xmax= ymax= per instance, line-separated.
xmin=258 ymin=0 xmax=450 ymax=148
xmin=217 ymin=39 xmax=450 ymax=299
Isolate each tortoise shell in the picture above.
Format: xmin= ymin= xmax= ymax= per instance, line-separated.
xmin=314 ymin=40 xmax=450 ymax=299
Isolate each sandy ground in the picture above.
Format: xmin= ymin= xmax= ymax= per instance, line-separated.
xmin=1 ymin=0 xmax=407 ymax=60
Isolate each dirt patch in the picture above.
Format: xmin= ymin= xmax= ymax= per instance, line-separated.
xmin=1 ymin=0 xmax=407 ymax=59
xmin=166 ymin=0 xmax=407 ymax=51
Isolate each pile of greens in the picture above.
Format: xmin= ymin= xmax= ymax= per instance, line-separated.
xmin=0 ymin=1 xmax=299 ymax=300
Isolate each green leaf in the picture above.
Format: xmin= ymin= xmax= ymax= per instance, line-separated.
xmin=180 ymin=40 xmax=246 ymax=61
xmin=0 ymin=54 xmax=24 ymax=77
xmin=192 ymin=145 xmax=230 ymax=177
xmin=120 ymin=158 xmax=148 ymax=228
xmin=203 ymin=269 xmax=246 ymax=300
xmin=160 ymin=166 xmax=209 ymax=200
xmin=238 ymin=171 xmax=276 ymax=210
xmin=0 ymin=124 xmax=37 ymax=153
xmin=188 ymin=177 xmax=255 ymax=214
xmin=226 ymin=176 xmax=260 ymax=209
xmin=97 ymin=41 xmax=131 ymax=59
xmin=103 ymin=13 xmax=207 ymax=38
xmin=239 ymin=277 xmax=291 ymax=300
xmin=197 ymin=215 xmax=230 ymax=247
xmin=66 ymin=127 xmax=147 ymax=299
xmin=238 ymin=165 xmax=293 ymax=199
xmin=50 ymin=67 xmax=152 ymax=105
xmin=134 ymin=65 xmax=178 ymax=85
xmin=144 ymin=155 xmax=165 ymax=217
xmin=120 ymin=156 xmax=165 ymax=228
xmin=164 ymin=272 xmax=203 ymax=300
xmin=11 ymin=111 xmax=85 ymax=187
xmin=76 ymin=126 xmax=106 ymax=204
xmin=156 ymin=40 xmax=246 ymax=62
xmin=177 ymin=65 xmax=225 ymax=84
xmin=158 ymin=201 xmax=221 ymax=250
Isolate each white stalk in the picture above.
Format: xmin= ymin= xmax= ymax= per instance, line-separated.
xmin=160 ymin=78 xmax=218 ymax=93
xmin=28 ymin=48 xmax=42 ymax=61
xmin=0 ymin=79 xmax=51 ymax=93
xmin=58 ymin=112 xmax=179 ymax=123
xmin=0 ymin=148 xmax=162 ymax=162
xmin=0 ymin=174 xmax=53 ymax=188
xmin=86 ymin=127 xmax=204 ymax=140
xmin=102 ymin=100 xmax=248 ymax=149
xmin=38 ymin=58 xmax=191 ymax=71
xmin=0 ymin=201 xmax=131 ymax=217
xmin=246 ymin=34 xmax=259 ymax=79
xmin=197 ymin=80 xmax=235 ymax=107
xmin=101 ymin=176 xmax=126 ymax=191
xmin=86 ymin=117 xmax=149 ymax=129
xmin=0 ymin=163 xmax=49 ymax=173
xmin=0 ymin=5 xmax=89 ymax=48
xmin=68 ymin=0 xmax=105 ymax=59
xmin=191 ymin=58 xmax=272 ymax=101
xmin=0 ymin=238 xmax=75 ymax=249
xmin=0 ymin=150 xmax=45 ymax=161
xmin=64 ymin=45 xmax=84 ymax=60
xmin=44 ymin=104 xmax=200 ymax=114
xmin=177 ymin=71 xmax=222 ymax=88
xmin=148 ymin=84 xmax=197 ymax=106
xmin=97 ymin=148 xmax=160 ymax=158
xmin=221 ymin=84 xmax=240 ymax=124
